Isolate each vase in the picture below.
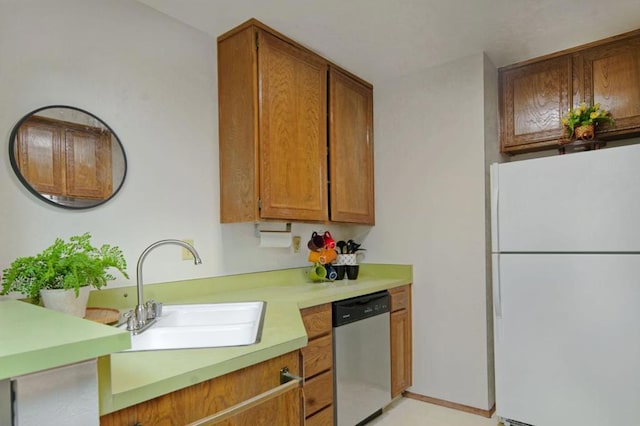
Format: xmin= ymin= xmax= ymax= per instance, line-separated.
xmin=574 ymin=124 xmax=595 ymax=141
xmin=40 ymin=286 xmax=91 ymax=317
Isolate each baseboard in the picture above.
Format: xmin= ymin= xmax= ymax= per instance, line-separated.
xmin=404 ymin=391 xmax=496 ymax=418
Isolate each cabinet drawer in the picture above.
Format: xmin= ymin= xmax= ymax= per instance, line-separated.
xmin=305 ymin=404 xmax=334 ymax=426
xmin=304 ymin=370 xmax=333 ymax=417
xmin=301 ymin=333 xmax=333 ymax=378
xmin=301 ymin=304 xmax=332 ymax=339
xmin=389 ymin=286 xmax=410 ymax=312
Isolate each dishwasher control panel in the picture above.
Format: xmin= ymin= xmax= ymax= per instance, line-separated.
xmin=332 ymin=290 xmax=390 ymax=327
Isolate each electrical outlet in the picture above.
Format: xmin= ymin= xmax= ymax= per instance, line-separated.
xmin=292 ymin=236 xmax=301 ymax=253
xmin=182 ymin=239 xmax=194 ymax=260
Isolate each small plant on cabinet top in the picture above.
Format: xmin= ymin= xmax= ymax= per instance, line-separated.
xmin=1 ymin=232 xmax=129 ymax=303
xmin=562 ymin=102 xmax=614 ymax=139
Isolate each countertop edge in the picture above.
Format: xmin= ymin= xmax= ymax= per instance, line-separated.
xmin=0 ymin=300 xmax=131 ymax=380
xmin=100 ymin=335 xmax=308 ymax=414
xmin=0 ymin=334 xmax=130 ymax=380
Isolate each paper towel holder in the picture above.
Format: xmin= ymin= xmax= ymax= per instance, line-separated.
xmin=254 ymin=222 xmax=292 ymax=238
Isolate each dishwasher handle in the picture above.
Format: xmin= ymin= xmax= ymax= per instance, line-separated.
xmin=333 ymin=291 xmax=390 ymax=327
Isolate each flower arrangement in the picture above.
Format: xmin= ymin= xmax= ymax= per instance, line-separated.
xmin=562 ymin=102 xmax=614 ymax=139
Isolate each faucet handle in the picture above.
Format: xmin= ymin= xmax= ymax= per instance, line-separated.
xmin=153 ymin=301 xmax=163 ymax=318
xmin=145 ymin=300 xmax=163 ymax=319
xmin=123 ymin=310 xmax=136 ymax=331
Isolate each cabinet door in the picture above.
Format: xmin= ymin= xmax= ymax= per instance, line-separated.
xmin=300 ymin=333 xmax=333 ymax=379
xmin=389 ymin=285 xmax=412 ymax=398
xmin=65 ymin=129 xmax=112 ymax=199
xmin=305 ymin=404 xmax=334 ymax=426
xmin=500 ymin=56 xmax=572 ymax=153
xmin=390 ymin=309 xmax=411 ymax=398
xmin=258 ymin=30 xmax=328 ymax=221
xmin=300 ymin=303 xmax=332 ymax=340
xmin=16 ymin=118 xmax=65 ymax=195
xmin=100 ymin=351 xmax=301 ymax=425
xmin=304 ymin=370 xmax=333 ymax=418
xmin=329 ymin=68 xmax=375 ymax=224
xmin=579 ymin=35 xmax=640 ymax=138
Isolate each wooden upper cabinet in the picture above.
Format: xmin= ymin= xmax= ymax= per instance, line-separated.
xmin=16 ymin=116 xmax=112 ymax=199
xmin=218 ymin=19 xmax=374 ymax=224
xmin=217 ymin=23 xmax=258 ymax=223
xmin=578 ymin=34 xmax=640 ymax=138
xmin=17 ymin=118 xmax=65 ymax=195
xmin=65 ymin=128 xmax=112 ymax=199
xmin=258 ymin=30 xmax=328 ymax=222
xmin=500 ymin=29 xmax=640 ymax=154
xmin=218 ymin=21 xmax=328 ymax=223
xmin=329 ymin=68 xmax=375 ymax=224
xmin=500 ymin=55 xmax=572 ymax=153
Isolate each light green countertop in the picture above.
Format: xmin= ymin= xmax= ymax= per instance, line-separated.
xmin=0 ymin=300 xmax=130 ymax=380
xmin=90 ymin=263 xmax=413 ymax=415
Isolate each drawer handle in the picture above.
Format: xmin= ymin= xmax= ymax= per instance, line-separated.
xmin=186 ymin=368 xmax=302 ymax=425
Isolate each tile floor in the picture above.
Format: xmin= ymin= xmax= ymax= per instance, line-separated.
xmin=368 ymin=397 xmax=501 ymax=426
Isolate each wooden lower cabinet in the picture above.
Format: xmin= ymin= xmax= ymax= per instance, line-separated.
xmin=300 ymin=303 xmax=334 ymax=425
xmin=389 ymin=285 xmax=413 ymax=398
xmin=305 ymin=405 xmax=334 ymax=426
xmin=299 ymin=333 xmax=332 ymax=378
xmin=100 ymin=351 xmax=302 ymax=426
xmin=303 ymin=370 xmax=333 ymax=417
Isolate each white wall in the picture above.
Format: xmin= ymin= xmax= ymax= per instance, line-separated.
xmin=0 ymin=0 xmax=362 ymax=288
xmin=365 ymin=53 xmax=496 ymax=409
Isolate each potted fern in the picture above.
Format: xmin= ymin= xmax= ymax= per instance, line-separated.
xmin=1 ymin=233 xmax=129 ymax=317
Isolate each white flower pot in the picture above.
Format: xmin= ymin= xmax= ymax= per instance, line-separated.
xmin=40 ymin=286 xmax=91 ymax=317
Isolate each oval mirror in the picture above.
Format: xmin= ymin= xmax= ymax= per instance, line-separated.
xmin=9 ymin=106 xmax=127 ymax=209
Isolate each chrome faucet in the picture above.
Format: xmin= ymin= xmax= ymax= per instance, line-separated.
xmin=126 ymin=239 xmax=202 ymax=333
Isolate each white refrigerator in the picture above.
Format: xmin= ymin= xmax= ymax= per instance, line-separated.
xmin=491 ymin=145 xmax=640 ymax=426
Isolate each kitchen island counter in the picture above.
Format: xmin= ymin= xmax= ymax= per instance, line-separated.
xmin=0 ymin=299 xmax=130 ymax=380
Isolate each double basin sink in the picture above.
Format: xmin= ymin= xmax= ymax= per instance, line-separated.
xmin=119 ymin=301 xmax=266 ymax=351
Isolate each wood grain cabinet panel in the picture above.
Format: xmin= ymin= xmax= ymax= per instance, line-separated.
xmin=304 ymin=370 xmax=333 ymax=418
xmin=258 ymin=30 xmax=328 ymax=222
xmin=329 ymin=67 xmax=375 ymax=224
xmin=499 ymin=29 xmax=640 ymax=154
xmin=16 ymin=116 xmax=112 ymax=199
xmin=300 ymin=303 xmax=334 ymax=425
xmin=218 ymin=20 xmax=328 ymax=223
xmin=499 ymin=56 xmax=572 ymax=153
xmin=300 ymin=303 xmax=332 ymax=340
xmin=578 ymin=34 xmax=640 ymax=138
xmin=300 ymin=333 xmax=333 ymax=379
xmin=218 ymin=19 xmax=374 ymax=224
xmin=305 ymin=405 xmax=334 ymax=426
xmin=100 ymin=351 xmax=302 ymax=426
xmin=64 ymin=128 xmax=112 ymax=199
xmin=389 ymin=285 xmax=412 ymax=398
xmin=16 ymin=118 xmax=65 ymax=195
xmin=389 ymin=286 xmax=409 ymax=312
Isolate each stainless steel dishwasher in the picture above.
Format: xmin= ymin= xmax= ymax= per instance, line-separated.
xmin=333 ymin=290 xmax=391 ymax=426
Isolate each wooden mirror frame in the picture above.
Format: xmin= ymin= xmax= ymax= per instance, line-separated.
xmin=9 ymin=105 xmax=127 ymax=210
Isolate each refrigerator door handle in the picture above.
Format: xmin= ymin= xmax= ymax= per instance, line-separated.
xmin=492 ymin=254 xmax=502 ymax=319
xmin=490 ymin=164 xmax=499 ymax=253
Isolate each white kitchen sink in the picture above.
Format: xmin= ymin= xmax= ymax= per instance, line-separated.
xmin=120 ymin=301 xmax=266 ymax=351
